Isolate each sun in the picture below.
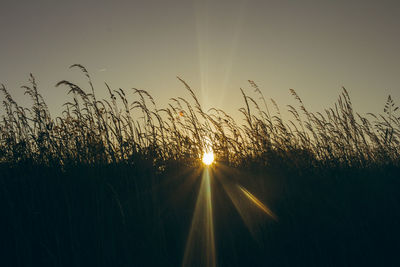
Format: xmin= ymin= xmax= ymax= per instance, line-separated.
xmin=202 ymin=151 xmax=214 ymax=166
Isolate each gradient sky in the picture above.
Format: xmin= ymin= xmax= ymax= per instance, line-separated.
xmin=1 ymin=0 xmax=400 ymax=120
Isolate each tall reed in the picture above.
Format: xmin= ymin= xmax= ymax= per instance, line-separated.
xmin=1 ymin=65 xmax=399 ymax=169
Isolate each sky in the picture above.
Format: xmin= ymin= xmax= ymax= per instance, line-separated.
xmin=1 ymin=0 xmax=400 ymax=120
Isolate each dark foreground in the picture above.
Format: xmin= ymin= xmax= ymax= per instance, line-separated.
xmin=1 ymin=161 xmax=399 ymax=267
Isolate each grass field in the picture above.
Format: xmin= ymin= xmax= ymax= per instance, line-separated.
xmin=1 ymin=65 xmax=399 ymax=266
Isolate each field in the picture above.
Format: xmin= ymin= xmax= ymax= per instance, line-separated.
xmin=1 ymin=65 xmax=400 ymax=266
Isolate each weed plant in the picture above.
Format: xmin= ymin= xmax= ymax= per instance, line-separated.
xmin=1 ymin=65 xmax=399 ymax=266
xmin=1 ymin=65 xmax=399 ymax=169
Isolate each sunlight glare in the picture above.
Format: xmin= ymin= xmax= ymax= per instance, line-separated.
xmin=238 ymin=185 xmax=277 ymax=221
xmin=182 ymin=168 xmax=216 ymax=267
xmin=202 ymin=151 xmax=214 ymax=165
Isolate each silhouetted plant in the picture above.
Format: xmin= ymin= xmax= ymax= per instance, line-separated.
xmin=1 ymin=65 xmax=399 ymax=169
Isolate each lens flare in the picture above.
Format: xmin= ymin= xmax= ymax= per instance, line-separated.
xmin=238 ymin=185 xmax=277 ymax=221
xmin=202 ymin=151 xmax=214 ymax=165
xmin=183 ymin=168 xmax=216 ymax=267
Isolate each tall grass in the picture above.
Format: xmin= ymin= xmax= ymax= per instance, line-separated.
xmin=1 ymin=64 xmax=399 ymax=168
xmin=1 ymin=65 xmax=400 ymax=267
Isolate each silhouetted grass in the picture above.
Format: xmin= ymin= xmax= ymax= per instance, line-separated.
xmin=1 ymin=65 xmax=399 ymax=266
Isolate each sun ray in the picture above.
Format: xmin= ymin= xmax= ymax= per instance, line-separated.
xmin=213 ymin=165 xmax=277 ymax=239
xmin=182 ymin=168 xmax=216 ymax=267
xmin=238 ymin=185 xmax=277 ymax=221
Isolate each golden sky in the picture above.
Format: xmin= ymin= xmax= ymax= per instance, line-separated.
xmin=1 ymin=0 xmax=400 ymax=119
